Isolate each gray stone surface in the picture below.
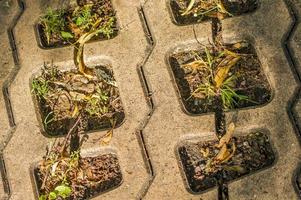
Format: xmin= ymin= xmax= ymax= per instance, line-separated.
xmin=0 ymin=0 xmax=301 ymax=199
xmin=141 ymin=0 xmax=301 ymax=199
xmin=0 ymin=0 xmax=19 ymax=199
xmin=222 ymin=0 xmax=301 ymax=198
xmin=2 ymin=0 xmax=151 ymax=199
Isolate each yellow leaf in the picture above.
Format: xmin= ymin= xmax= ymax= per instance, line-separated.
xmin=215 ymin=144 xmax=230 ymax=161
xmin=71 ymin=104 xmax=79 ymax=118
xmin=216 ymin=122 xmax=235 ymax=148
xmin=224 ymin=49 xmax=240 ymax=57
xmin=181 ymin=60 xmax=207 ymax=73
xmin=214 ymin=142 xmax=236 ymax=164
xmin=214 ymin=56 xmax=240 ymax=88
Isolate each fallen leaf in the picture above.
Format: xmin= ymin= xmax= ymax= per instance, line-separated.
xmin=215 ymin=144 xmax=230 ymax=161
xmin=71 ymin=104 xmax=79 ymax=117
xmin=214 ymin=56 xmax=240 ymax=88
xmin=216 ymin=122 xmax=235 ymax=148
xmin=181 ymin=60 xmax=207 ymax=73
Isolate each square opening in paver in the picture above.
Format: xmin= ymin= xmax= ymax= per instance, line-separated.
xmin=169 ymin=0 xmax=258 ymax=25
xmin=169 ymin=42 xmax=271 ymax=114
xmin=31 ymin=64 xmax=125 ymax=137
xmin=33 ymin=153 xmax=122 ymax=199
xmin=36 ymin=0 xmax=118 ymax=48
xmin=177 ymin=131 xmax=275 ymax=193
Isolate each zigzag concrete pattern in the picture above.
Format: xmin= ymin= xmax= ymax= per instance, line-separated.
xmin=141 ymin=0 xmax=301 ymax=199
xmin=0 ymin=0 xmax=152 ymax=199
xmin=0 ymin=0 xmax=21 ymax=199
xmin=0 ymin=0 xmax=301 ymax=199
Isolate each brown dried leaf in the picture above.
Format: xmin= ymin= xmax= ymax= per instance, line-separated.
xmin=215 ymin=144 xmax=230 ymax=161
xmin=214 ymin=56 xmax=240 ymax=88
xmin=220 ymin=142 xmax=236 ymax=164
xmin=214 ymin=142 xmax=236 ymax=164
xmin=181 ymin=60 xmax=207 ymax=73
xmin=216 ymin=122 xmax=235 ymax=148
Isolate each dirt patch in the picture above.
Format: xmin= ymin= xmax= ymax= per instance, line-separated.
xmin=178 ymin=132 xmax=275 ymax=193
xmin=170 ymin=0 xmax=258 ymax=25
xmin=34 ymin=153 xmax=122 ymax=199
xmin=169 ymin=42 xmax=271 ymax=114
xmin=31 ymin=64 xmax=124 ymax=136
xmin=37 ymin=0 xmax=118 ymax=48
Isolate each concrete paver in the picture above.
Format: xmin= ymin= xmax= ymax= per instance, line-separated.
xmin=1 ymin=0 xmax=301 ymax=199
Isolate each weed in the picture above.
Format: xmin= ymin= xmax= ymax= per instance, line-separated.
xmin=40 ymin=1 xmax=117 ymax=46
xmin=39 ymin=184 xmax=72 ymax=200
xmin=72 ymin=4 xmax=95 ymax=30
xmin=186 ymin=46 xmax=248 ymax=109
xmin=31 ymin=78 xmax=49 ymax=100
xmin=95 ymin=17 xmax=116 ymax=39
xmin=220 ymin=76 xmax=248 ymax=109
xmin=85 ymin=88 xmax=110 ymax=116
xmin=44 ymin=111 xmax=54 ymax=130
xmin=40 ymin=8 xmax=66 ymax=44
xmin=38 ymin=150 xmax=79 ymax=200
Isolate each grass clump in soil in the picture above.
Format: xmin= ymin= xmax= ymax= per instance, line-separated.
xmin=33 ymin=0 xmax=124 ymax=136
xmin=39 ymin=0 xmax=117 ymax=47
xmin=36 ymin=118 xmax=122 ymax=200
xmin=169 ymin=42 xmax=271 ymax=114
xmin=170 ymin=0 xmax=258 ymax=25
xmin=31 ymin=64 xmax=124 ymax=136
xmin=186 ymin=45 xmax=248 ymax=109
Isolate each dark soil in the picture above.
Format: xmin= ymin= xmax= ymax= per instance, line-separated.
xmin=34 ymin=153 xmax=122 ymax=200
xmin=169 ymin=42 xmax=271 ymax=114
xmin=170 ymin=0 xmax=258 ymax=25
xmin=37 ymin=0 xmax=118 ymax=48
xmin=32 ymin=65 xmax=124 ymax=136
xmin=178 ymin=132 xmax=275 ymax=193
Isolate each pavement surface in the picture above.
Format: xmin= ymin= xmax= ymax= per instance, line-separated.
xmin=0 ymin=0 xmax=301 ymax=199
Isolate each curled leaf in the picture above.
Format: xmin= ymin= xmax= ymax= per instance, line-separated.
xmin=181 ymin=60 xmax=207 ymax=72
xmin=216 ymin=122 xmax=235 ymax=148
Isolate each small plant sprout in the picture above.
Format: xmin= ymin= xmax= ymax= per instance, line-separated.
xmin=39 ymin=1 xmax=117 ymax=47
xmin=31 ymin=78 xmax=49 ymax=100
xmin=39 ymin=184 xmax=72 ymax=200
xmin=40 ymin=8 xmax=66 ymax=44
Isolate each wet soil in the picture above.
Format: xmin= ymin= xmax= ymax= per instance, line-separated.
xmin=169 ymin=42 xmax=271 ymax=114
xmin=32 ymin=65 xmax=124 ymax=136
xmin=34 ymin=153 xmax=122 ymax=200
xmin=37 ymin=0 xmax=118 ymax=48
xmin=178 ymin=132 xmax=275 ymax=193
xmin=170 ymin=0 xmax=258 ymax=25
